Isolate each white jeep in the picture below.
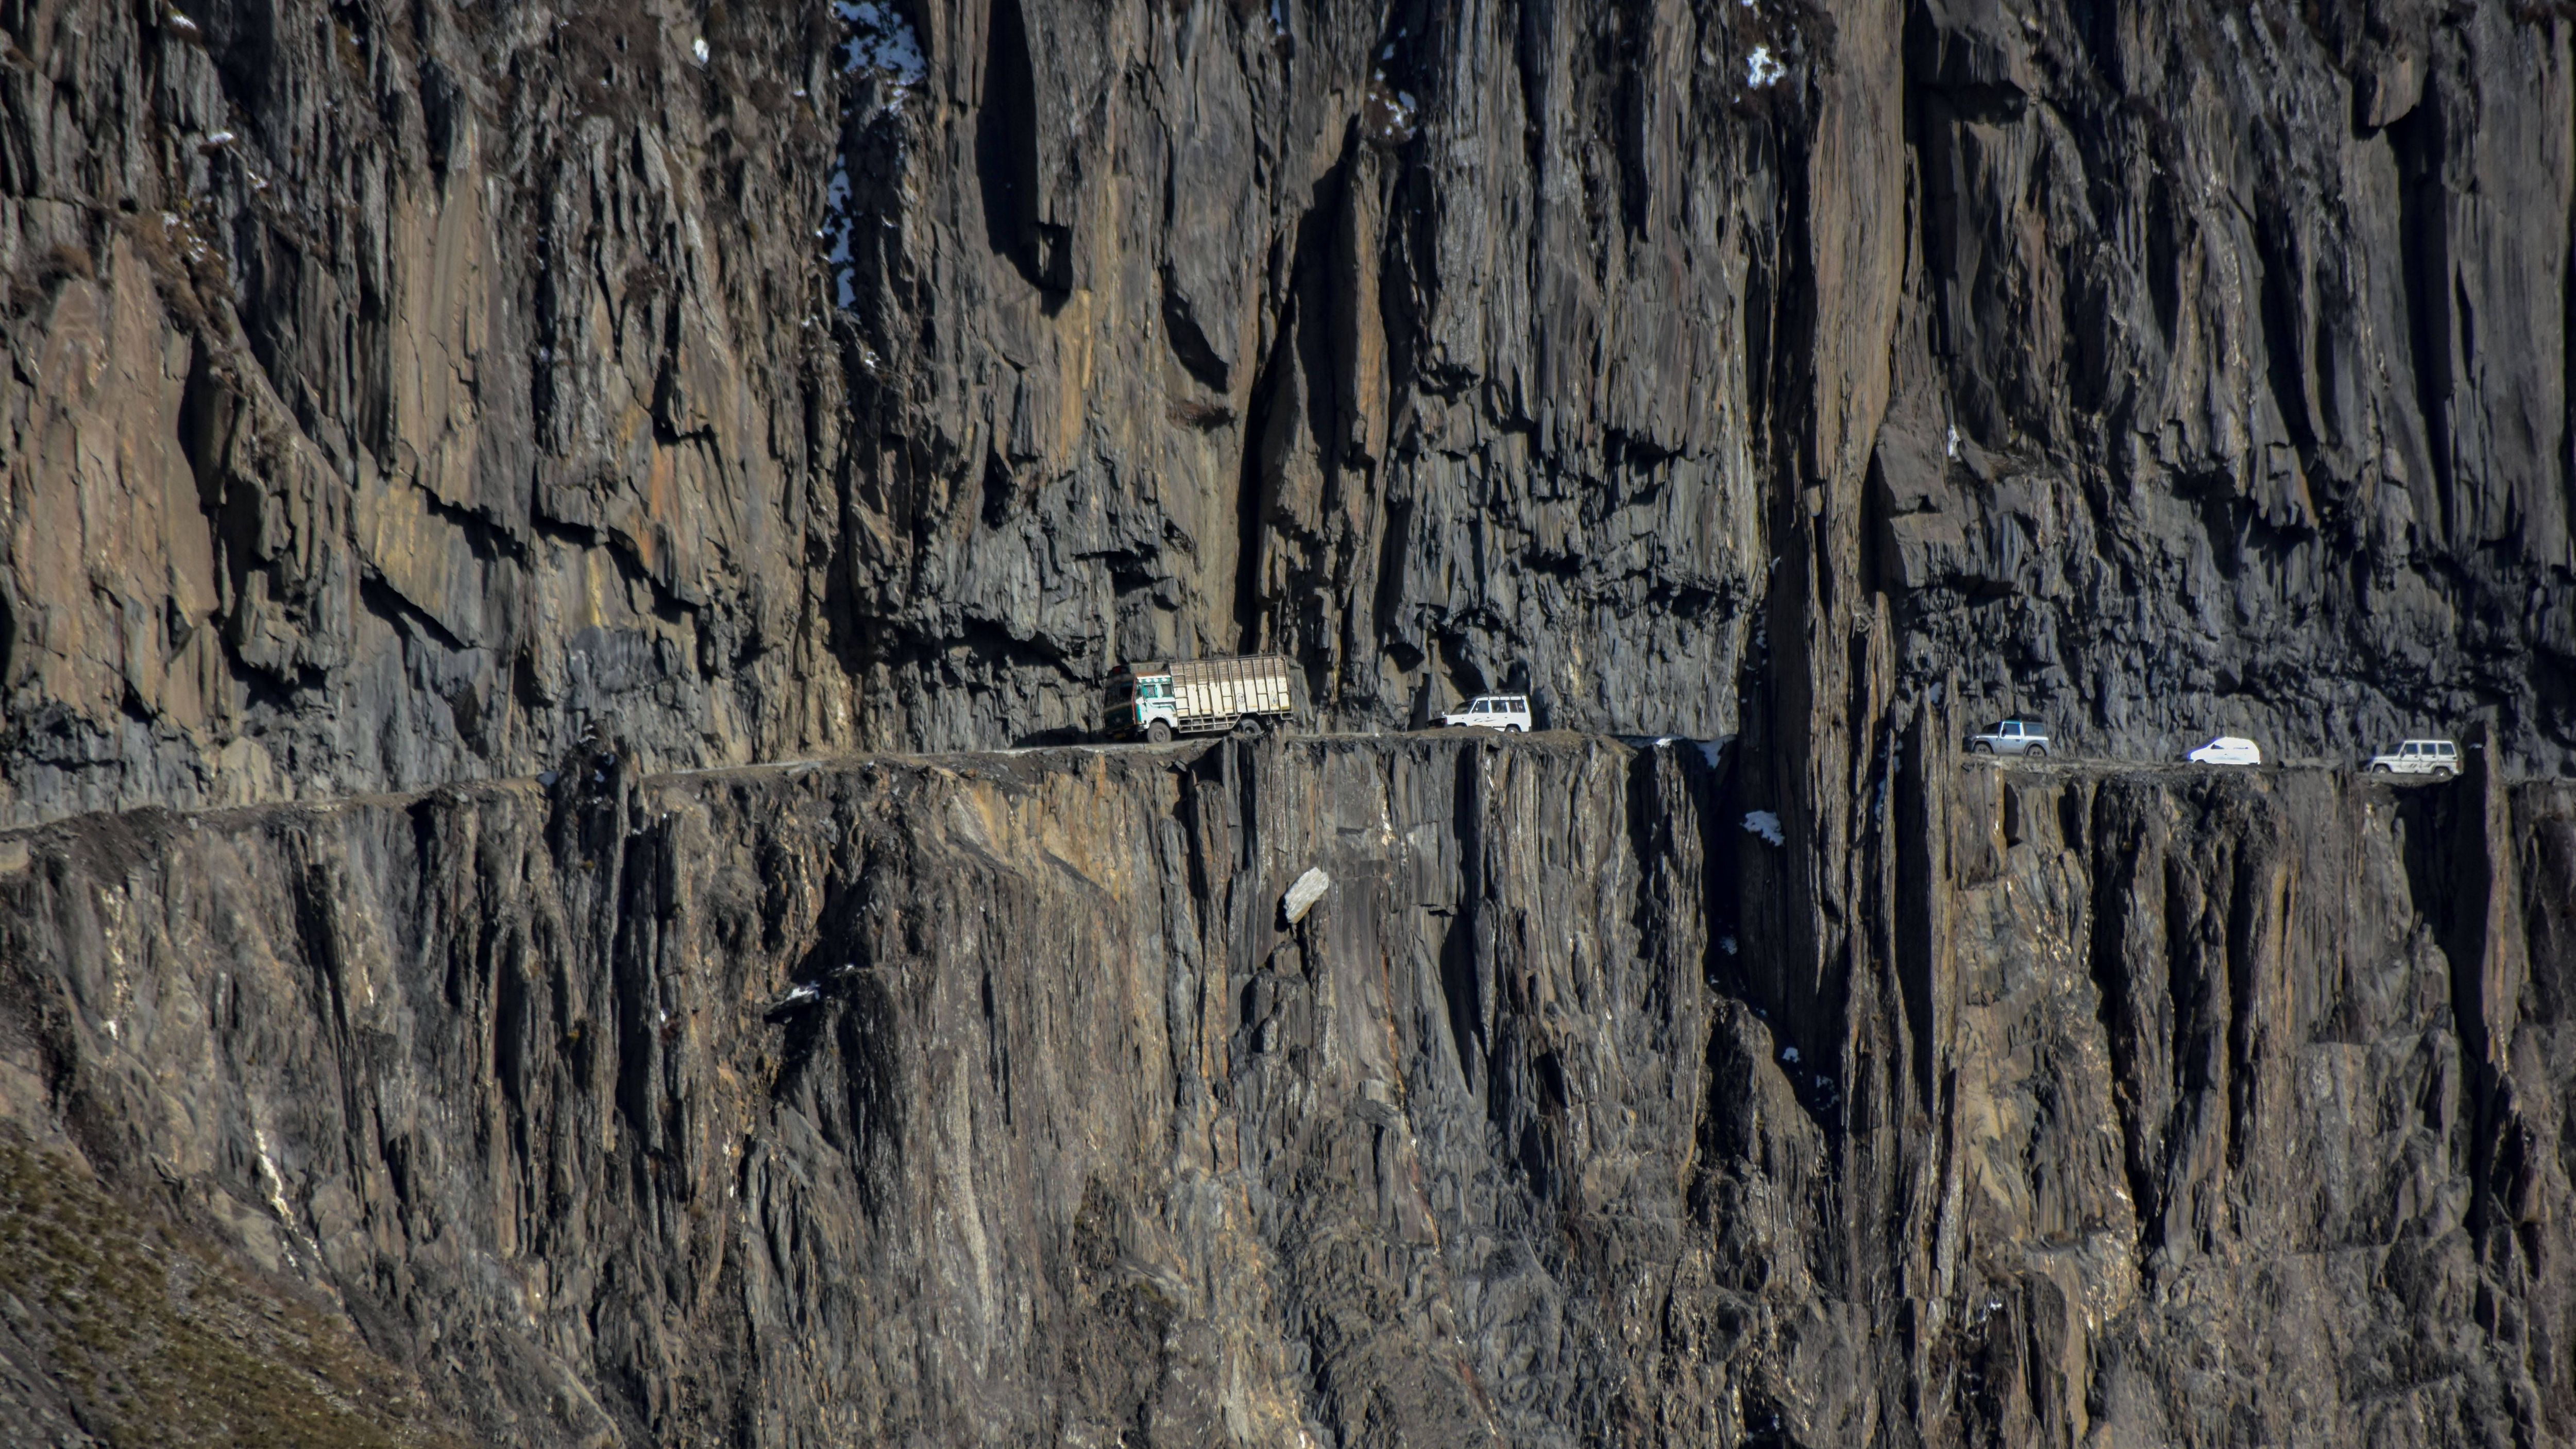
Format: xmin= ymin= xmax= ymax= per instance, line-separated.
xmin=1441 ymin=695 xmax=1532 ymax=732
xmin=1967 ymin=720 xmax=2050 ymax=757
xmin=2367 ymin=739 xmax=2460 ymax=777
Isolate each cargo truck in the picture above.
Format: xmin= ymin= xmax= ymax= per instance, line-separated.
xmin=1104 ymin=655 xmax=1298 ymax=743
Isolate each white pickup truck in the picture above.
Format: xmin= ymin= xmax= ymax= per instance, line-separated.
xmin=1440 ymin=695 xmax=1531 ymax=732
xmin=1966 ymin=720 xmax=2049 ymax=757
xmin=2367 ymin=739 xmax=2460 ymax=777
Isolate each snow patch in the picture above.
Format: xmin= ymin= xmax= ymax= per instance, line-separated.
xmin=1780 ymin=1046 xmax=1800 ymax=1064
xmin=819 ymin=4 xmax=924 ymax=313
xmin=1745 ymin=45 xmax=1786 ymax=87
xmin=1718 ymin=934 xmax=1739 ymax=956
xmin=1946 ymin=423 xmax=1961 ymax=459
xmin=157 ymin=211 xmax=217 ymax=271
xmin=837 ymin=1 xmax=927 ymax=92
xmin=822 ymin=160 xmax=859 ymax=308
xmin=692 ymin=36 xmax=710 ymax=66
xmin=1741 ymin=809 xmax=1784 ymax=846
xmin=1362 ymin=82 xmax=1419 ymax=143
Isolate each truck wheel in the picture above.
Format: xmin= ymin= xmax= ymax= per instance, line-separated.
xmin=2369 ymin=763 xmax=2389 ymax=774
xmin=1506 ymin=723 xmax=1524 ymax=734
xmin=1148 ymin=720 xmax=1172 ymax=744
xmin=2026 ymin=744 xmax=2046 ymax=758
xmin=1970 ymin=741 xmax=1993 ymax=754
xmin=2436 ymin=765 xmax=2456 ymax=779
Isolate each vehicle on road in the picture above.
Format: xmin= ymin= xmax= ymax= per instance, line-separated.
xmin=2367 ymin=739 xmax=2460 ymax=777
xmin=2187 ymin=736 xmax=2262 ymax=766
xmin=1967 ymin=720 xmax=2049 ymax=757
xmin=1440 ymin=695 xmax=1532 ymax=732
xmin=1106 ymin=655 xmax=1297 ymax=743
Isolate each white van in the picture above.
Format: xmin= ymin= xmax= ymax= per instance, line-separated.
xmin=2186 ymin=736 xmax=2261 ymax=766
xmin=1440 ymin=695 xmax=1532 ymax=732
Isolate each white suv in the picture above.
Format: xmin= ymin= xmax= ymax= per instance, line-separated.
xmin=1441 ymin=695 xmax=1532 ymax=732
xmin=2367 ymin=739 xmax=2459 ymax=777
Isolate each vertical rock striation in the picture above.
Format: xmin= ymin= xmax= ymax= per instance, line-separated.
xmin=9 ymin=0 xmax=2576 ymax=1442
xmin=1883 ymin=1 xmax=2576 ymax=769
xmin=3 ymin=0 xmax=862 ymax=827
xmin=4 ymin=738 xmax=2575 ymax=1445
xmin=16 ymin=0 xmax=2566 ymax=826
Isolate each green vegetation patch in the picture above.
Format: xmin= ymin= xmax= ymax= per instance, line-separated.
xmin=0 ymin=1132 xmax=464 ymax=1448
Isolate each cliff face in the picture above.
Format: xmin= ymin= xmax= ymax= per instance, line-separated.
xmin=10 ymin=0 xmax=2576 ymax=1443
xmin=2 ymin=0 xmax=858 ymax=828
xmin=4 ymin=737 xmax=2574 ymax=1446
xmin=1885 ymin=1 xmax=2576 ymax=769
xmin=0 ymin=736 xmax=1716 ymax=1445
xmin=9 ymin=0 xmax=2571 ymax=828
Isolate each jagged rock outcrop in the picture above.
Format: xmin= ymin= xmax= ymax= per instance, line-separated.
xmin=3 ymin=0 xmax=862 ymax=828
xmin=13 ymin=0 xmax=2566 ymax=829
xmin=831 ymin=0 xmax=1782 ymax=745
xmin=1882 ymin=1 xmax=2576 ymax=769
xmin=3 ymin=735 xmax=2573 ymax=1445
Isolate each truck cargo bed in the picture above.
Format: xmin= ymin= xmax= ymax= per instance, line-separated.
xmin=1166 ymin=655 xmax=1294 ymax=727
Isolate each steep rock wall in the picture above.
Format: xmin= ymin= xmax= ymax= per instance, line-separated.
xmin=4 ymin=737 xmax=2574 ymax=1445
xmin=1882 ymin=2 xmax=2576 ymax=767
xmin=12 ymin=0 xmax=2570 ymax=829
xmin=2 ymin=0 xmax=863 ymax=828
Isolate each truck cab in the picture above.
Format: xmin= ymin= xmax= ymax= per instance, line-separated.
xmin=1105 ymin=668 xmax=1179 ymax=741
